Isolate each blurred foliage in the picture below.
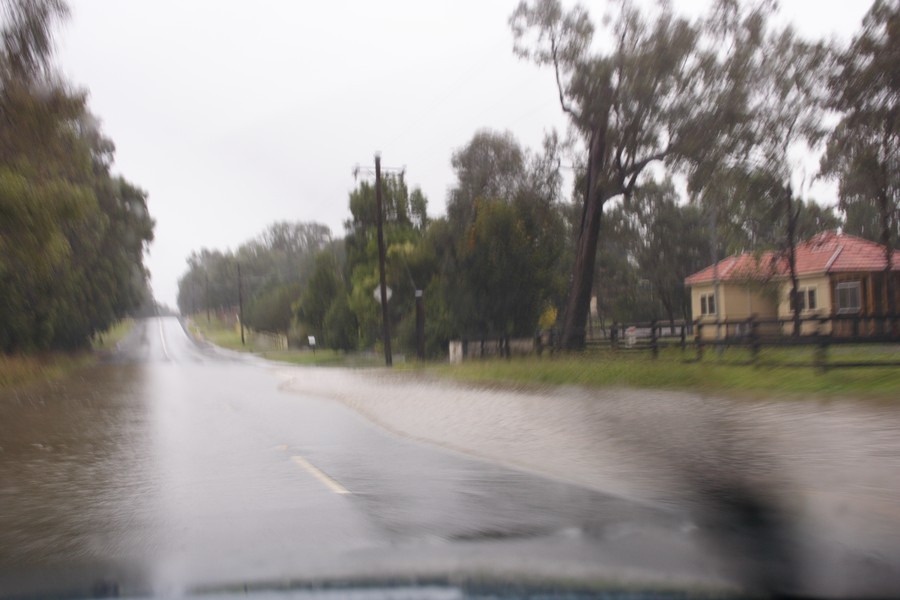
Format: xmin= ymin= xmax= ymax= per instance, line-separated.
xmin=821 ymin=0 xmax=899 ymax=313
xmin=0 ymin=0 xmax=154 ymax=353
xmin=176 ymin=221 xmax=333 ymax=334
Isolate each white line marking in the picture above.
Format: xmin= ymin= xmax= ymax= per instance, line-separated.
xmin=291 ymin=455 xmax=351 ymax=495
xmin=158 ymin=319 xmax=170 ymax=360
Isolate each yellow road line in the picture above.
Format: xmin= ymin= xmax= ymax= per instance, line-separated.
xmin=291 ymin=455 xmax=351 ymax=495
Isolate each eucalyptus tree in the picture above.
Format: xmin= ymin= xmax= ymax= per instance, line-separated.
xmin=510 ymin=0 xmax=767 ymax=349
xmin=1 ymin=0 xmax=154 ymax=351
xmin=625 ymin=180 xmax=709 ymax=328
xmin=439 ymin=130 xmax=567 ymax=339
xmin=738 ymin=25 xmax=831 ymax=335
xmin=821 ymin=0 xmax=899 ymax=315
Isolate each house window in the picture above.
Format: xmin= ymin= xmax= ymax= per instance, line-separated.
xmin=790 ymin=287 xmax=817 ymax=312
xmin=836 ymin=281 xmax=861 ymax=314
xmin=700 ymin=292 xmax=716 ymax=316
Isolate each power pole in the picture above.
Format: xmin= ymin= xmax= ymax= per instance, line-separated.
xmin=415 ymin=289 xmax=425 ymax=360
xmin=237 ymin=262 xmax=245 ymax=346
xmin=375 ymin=154 xmax=392 ymax=367
xmin=353 ymin=154 xmax=405 ymax=367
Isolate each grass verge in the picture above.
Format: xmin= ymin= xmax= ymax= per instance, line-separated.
xmin=261 ymin=349 xmax=384 ymax=368
xmin=92 ymin=318 xmax=135 ymax=352
xmin=1 ymin=318 xmax=136 ymax=391
xmin=414 ymin=345 xmax=900 ymax=399
xmin=189 ymin=315 xmax=386 ymax=367
xmin=189 ymin=316 xmax=248 ymax=351
xmin=0 ymin=353 xmax=92 ymax=390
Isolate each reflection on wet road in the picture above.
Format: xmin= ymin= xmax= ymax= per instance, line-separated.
xmin=0 ymin=317 xmax=897 ymax=598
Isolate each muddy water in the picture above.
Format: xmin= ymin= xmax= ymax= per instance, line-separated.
xmin=283 ymin=368 xmax=900 ymax=597
xmin=0 ymin=362 xmax=160 ymax=592
xmin=2 ymin=317 xmax=900 ymax=598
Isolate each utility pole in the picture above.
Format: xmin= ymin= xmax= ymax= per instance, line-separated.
xmin=237 ymin=262 xmax=245 ymax=346
xmin=709 ymin=204 xmax=722 ymax=354
xmin=374 ymin=154 xmax=392 ymax=367
xmin=415 ymin=289 xmax=425 ymax=360
xmin=353 ymin=154 xmax=405 ymax=367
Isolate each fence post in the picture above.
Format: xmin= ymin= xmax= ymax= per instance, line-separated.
xmin=680 ymin=323 xmax=686 ymax=352
xmin=852 ymin=315 xmax=860 ymax=338
xmin=695 ymin=320 xmax=703 ymax=361
xmin=749 ymin=316 xmax=760 ymax=366
xmin=535 ymin=330 xmax=543 ymax=356
xmin=611 ymin=321 xmax=618 ymax=350
xmin=650 ymin=319 xmax=658 ymax=359
xmin=815 ymin=317 xmax=829 ymax=372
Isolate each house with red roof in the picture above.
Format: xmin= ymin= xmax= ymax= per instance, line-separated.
xmin=684 ymin=231 xmax=900 ymax=338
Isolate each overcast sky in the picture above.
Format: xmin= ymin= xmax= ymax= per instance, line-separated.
xmin=56 ymin=0 xmax=871 ymax=307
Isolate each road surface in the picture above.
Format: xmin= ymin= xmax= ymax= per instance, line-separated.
xmin=0 ymin=317 xmax=896 ymax=598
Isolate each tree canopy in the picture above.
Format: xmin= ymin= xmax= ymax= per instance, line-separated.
xmin=0 ymin=0 xmax=154 ymax=352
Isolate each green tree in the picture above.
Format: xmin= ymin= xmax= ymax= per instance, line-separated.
xmin=742 ymin=27 xmax=830 ymax=335
xmin=0 ymin=0 xmax=154 ymax=351
xmin=294 ymin=250 xmax=345 ymax=346
xmin=343 ymin=174 xmax=429 ymax=352
xmin=244 ymin=283 xmax=301 ymax=334
xmin=447 ymin=129 xmax=524 ymax=234
xmin=176 ymin=221 xmax=332 ymax=319
xmin=510 ymin=0 xmax=772 ymax=349
xmin=322 ymin=293 xmax=357 ymax=352
xmin=626 ymin=180 xmax=710 ymax=328
xmin=438 ymin=130 xmax=567 ymax=339
xmin=821 ymin=0 xmax=899 ymax=314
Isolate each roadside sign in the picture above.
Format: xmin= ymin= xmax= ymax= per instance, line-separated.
xmin=373 ymin=286 xmax=392 ymax=303
xmin=626 ymin=326 xmax=637 ymax=348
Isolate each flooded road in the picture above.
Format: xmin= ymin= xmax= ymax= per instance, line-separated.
xmin=1 ymin=317 xmax=898 ymax=598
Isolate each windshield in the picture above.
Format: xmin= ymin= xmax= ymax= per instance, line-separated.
xmin=1 ymin=1 xmax=899 ymax=599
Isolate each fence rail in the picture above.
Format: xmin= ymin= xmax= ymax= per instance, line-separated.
xmin=577 ymin=314 xmax=900 ymax=369
xmin=450 ymin=315 xmax=900 ymax=369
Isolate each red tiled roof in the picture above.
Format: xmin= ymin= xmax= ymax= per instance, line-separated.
xmin=684 ymin=231 xmax=900 ymax=286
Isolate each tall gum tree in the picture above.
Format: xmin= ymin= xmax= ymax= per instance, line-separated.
xmin=821 ymin=0 xmax=899 ymax=316
xmin=702 ymin=25 xmax=831 ymax=336
xmin=510 ymin=0 xmax=767 ymax=349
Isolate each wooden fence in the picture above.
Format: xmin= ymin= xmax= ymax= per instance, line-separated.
xmin=576 ymin=315 xmax=900 ymax=369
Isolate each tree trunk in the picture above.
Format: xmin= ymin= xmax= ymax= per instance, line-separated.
xmin=879 ymin=182 xmax=895 ymax=318
xmin=560 ymin=124 xmax=608 ymax=350
xmin=560 ymin=200 xmax=604 ymax=349
xmin=786 ymin=185 xmax=801 ymax=337
xmin=661 ymin=296 xmax=676 ymax=334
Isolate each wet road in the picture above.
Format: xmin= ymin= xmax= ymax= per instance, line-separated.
xmin=0 ymin=317 xmax=896 ymax=598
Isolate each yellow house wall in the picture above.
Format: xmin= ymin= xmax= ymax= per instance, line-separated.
xmin=690 ymin=283 xmax=778 ymax=340
xmin=690 ymin=284 xmax=715 ymax=324
xmin=777 ymin=274 xmax=832 ymax=335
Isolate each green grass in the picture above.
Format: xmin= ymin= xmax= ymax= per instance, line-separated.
xmin=190 ymin=316 xmax=250 ymax=351
xmin=91 ymin=318 xmax=135 ymax=351
xmin=261 ymin=349 xmax=384 ymax=368
xmin=189 ymin=316 xmax=385 ymax=367
xmin=412 ymin=345 xmax=900 ymax=400
xmin=1 ymin=319 xmax=136 ymax=390
xmin=0 ymin=352 xmax=92 ymax=390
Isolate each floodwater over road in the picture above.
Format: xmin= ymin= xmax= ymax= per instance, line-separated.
xmin=1 ymin=317 xmax=899 ymax=598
